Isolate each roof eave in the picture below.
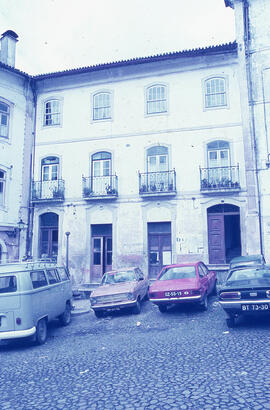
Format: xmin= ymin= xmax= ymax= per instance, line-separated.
xmin=224 ymin=0 xmax=234 ymax=8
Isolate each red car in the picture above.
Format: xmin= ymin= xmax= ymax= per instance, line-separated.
xmin=149 ymin=262 xmax=217 ymax=313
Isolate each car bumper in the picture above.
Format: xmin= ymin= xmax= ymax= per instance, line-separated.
xmin=92 ymin=299 xmax=138 ymax=311
xmin=149 ymin=295 xmax=202 ymax=304
xmin=220 ymin=299 xmax=270 ymax=313
xmin=0 ymin=326 xmax=36 ymax=340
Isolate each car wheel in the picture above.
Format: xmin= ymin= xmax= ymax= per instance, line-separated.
xmin=35 ymin=318 xmax=47 ymax=345
xmin=200 ymin=293 xmax=208 ymax=311
xmin=158 ymin=305 xmax=168 ymax=313
xmin=212 ymin=281 xmax=217 ymax=296
xmin=226 ymin=317 xmax=236 ymax=328
xmin=94 ymin=310 xmax=104 ymax=318
xmin=59 ymin=303 xmax=72 ymax=326
xmin=133 ymin=298 xmax=141 ymax=314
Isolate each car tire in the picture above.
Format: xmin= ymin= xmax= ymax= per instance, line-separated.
xmin=212 ymin=281 xmax=217 ymax=296
xmin=200 ymin=293 xmax=208 ymax=311
xmin=158 ymin=305 xmax=168 ymax=313
xmin=94 ymin=310 xmax=104 ymax=318
xmin=59 ymin=302 xmax=72 ymax=326
xmin=226 ymin=317 xmax=236 ymax=328
xmin=133 ymin=298 xmax=141 ymax=314
xmin=35 ymin=318 xmax=47 ymax=345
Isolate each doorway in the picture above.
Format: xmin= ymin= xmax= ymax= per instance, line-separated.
xmin=207 ymin=204 xmax=241 ymax=264
xmin=91 ymin=224 xmax=112 ymax=282
xmin=148 ymin=222 xmax=172 ymax=278
xmin=39 ymin=212 xmax=59 ymax=261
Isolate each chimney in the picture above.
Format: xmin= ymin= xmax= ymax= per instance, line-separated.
xmin=0 ymin=30 xmax=18 ymax=67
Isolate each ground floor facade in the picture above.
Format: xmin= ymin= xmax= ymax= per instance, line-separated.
xmin=30 ymin=192 xmax=260 ymax=284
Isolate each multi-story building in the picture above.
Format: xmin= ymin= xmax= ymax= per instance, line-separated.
xmin=225 ymin=0 xmax=270 ymax=262
xmin=0 ymin=30 xmax=34 ymax=263
xmin=30 ymin=42 xmax=261 ymax=283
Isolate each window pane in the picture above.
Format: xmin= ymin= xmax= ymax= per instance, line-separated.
xmin=30 ymin=270 xmax=48 ymax=288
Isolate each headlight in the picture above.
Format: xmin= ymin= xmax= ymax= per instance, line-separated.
xmin=127 ymin=293 xmax=134 ymax=300
xmin=90 ymin=297 xmax=97 ymax=305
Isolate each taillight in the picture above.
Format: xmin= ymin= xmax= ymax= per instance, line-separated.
xmin=219 ymin=291 xmax=241 ymax=300
xmin=192 ymin=289 xmax=201 ymax=296
xmin=16 ymin=317 xmax=22 ymax=325
xmin=149 ymin=292 xmax=157 ymax=298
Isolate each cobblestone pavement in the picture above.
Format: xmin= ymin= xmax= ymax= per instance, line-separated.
xmin=1 ymin=295 xmax=270 ymax=409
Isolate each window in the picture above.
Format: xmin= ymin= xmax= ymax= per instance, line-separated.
xmin=205 ymin=77 xmax=227 ymax=108
xmin=146 ymin=85 xmax=167 ymax=114
xmin=57 ymin=267 xmax=69 ymax=281
xmin=0 ymin=170 xmax=6 ymax=206
xmin=0 ymin=102 xmax=9 ymax=138
xmin=0 ymin=276 xmax=17 ymax=293
xmin=47 ymin=269 xmax=60 ymax=284
xmin=41 ymin=157 xmax=59 ymax=181
xmin=93 ymin=92 xmax=111 ymax=120
xmin=207 ymin=141 xmax=230 ymax=168
xmin=91 ymin=151 xmax=111 ymax=194
xmin=44 ymin=100 xmax=60 ymax=126
xmin=30 ymin=270 xmax=48 ymax=289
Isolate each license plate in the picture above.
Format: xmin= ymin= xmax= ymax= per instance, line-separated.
xmin=164 ymin=291 xmax=182 ymax=297
xmin=241 ymin=304 xmax=270 ymax=311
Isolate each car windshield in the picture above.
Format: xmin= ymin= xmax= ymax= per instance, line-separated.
xmin=101 ymin=270 xmax=136 ymax=284
xmin=230 ymin=260 xmax=262 ymax=269
xmin=0 ymin=275 xmax=17 ymax=293
xmin=158 ymin=266 xmax=196 ymax=281
xmin=227 ymin=268 xmax=270 ymax=283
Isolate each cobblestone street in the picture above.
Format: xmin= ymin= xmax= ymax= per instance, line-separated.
xmin=1 ymin=295 xmax=270 ymax=409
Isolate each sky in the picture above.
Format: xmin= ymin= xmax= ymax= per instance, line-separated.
xmin=0 ymin=0 xmax=235 ymax=76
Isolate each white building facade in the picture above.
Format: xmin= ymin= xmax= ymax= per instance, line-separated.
xmin=30 ymin=43 xmax=260 ymax=283
xmin=0 ymin=31 xmax=34 ymax=263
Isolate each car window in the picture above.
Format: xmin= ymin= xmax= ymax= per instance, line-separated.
xmin=0 ymin=276 xmax=17 ymax=293
xmin=57 ymin=267 xmax=69 ymax=281
xmin=30 ymin=270 xmax=48 ymax=289
xmin=102 ymin=270 xmax=136 ymax=284
xmin=135 ymin=268 xmax=144 ymax=280
xmin=159 ymin=266 xmax=196 ymax=281
xmin=47 ymin=269 xmax=60 ymax=284
xmin=200 ymin=264 xmax=208 ymax=276
xmin=227 ymin=268 xmax=270 ymax=282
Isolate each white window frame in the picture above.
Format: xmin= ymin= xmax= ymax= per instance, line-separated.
xmin=42 ymin=97 xmax=63 ymax=128
xmin=0 ymin=101 xmax=10 ymax=139
xmin=203 ymin=76 xmax=229 ymax=110
xmin=92 ymin=91 xmax=112 ymax=122
xmin=145 ymin=84 xmax=168 ymax=116
xmin=0 ymin=169 xmax=6 ymax=207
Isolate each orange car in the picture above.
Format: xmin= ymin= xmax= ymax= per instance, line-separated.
xmin=90 ymin=267 xmax=149 ymax=318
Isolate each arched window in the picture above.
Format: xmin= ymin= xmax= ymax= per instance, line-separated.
xmin=41 ymin=157 xmax=59 ymax=181
xmin=0 ymin=169 xmax=6 ymax=206
xmin=93 ymin=92 xmax=111 ymax=120
xmin=39 ymin=212 xmax=59 ymax=261
xmin=146 ymin=85 xmax=167 ymax=114
xmin=44 ymin=99 xmax=60 ymax=126
xmin=91 ymin=152 xmax=112 ymax=194
xmin=147 ymin=146 xmax=168 ymax=173
xmin=0 ymin=101 xmax=10 ymax=138
xmin=205 ymin=77 xmax=227 ymax=108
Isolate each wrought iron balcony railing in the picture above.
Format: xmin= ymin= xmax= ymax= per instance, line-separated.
xmin=32 ymin=180 xmax=65 ymax=201
xmin=82 ymin=175 xmax=118 ymax=198
xmin=200 ymin=165 xmax=240 ymax=192
xmin=139 ymin=170 xmax=176 ymax=196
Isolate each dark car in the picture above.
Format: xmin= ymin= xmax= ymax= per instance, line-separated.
xmin=229 ymin=254 xmax=265 ymax=270
xmin=219 ymin=266 xmax=270 ymax=328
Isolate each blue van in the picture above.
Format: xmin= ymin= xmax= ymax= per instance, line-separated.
xmin=0 ymin=262 xmax=73 ymax=345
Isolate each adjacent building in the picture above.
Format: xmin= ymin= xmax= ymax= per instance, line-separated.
xmin=0 ymin=31 xmax=34 ymax=263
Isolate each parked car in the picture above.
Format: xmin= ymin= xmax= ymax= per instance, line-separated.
xmin=149 ymin=262 xmax=216 ymax=313
xmin=229 ymin=254 xmax=265 ymax=270
xmin=90 ymin=267 xmax=149 ymax=317
xmin=0 ymin=261 xmax=73 ymax=345
xmin=219 ymin=266 xmax=270 ymax=328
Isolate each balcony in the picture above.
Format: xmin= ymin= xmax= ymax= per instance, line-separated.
xmin=200 ymin=165 xmax=241 ymax=193
xmin=82 ymin=175 xmax=118 ymax=200
xmin=31 ymin=180 xmax=65 ymax=202
xmin=139 ymin=170 xmax=176 ymax=197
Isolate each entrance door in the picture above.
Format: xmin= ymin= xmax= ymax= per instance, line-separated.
xmin=91 ymin=224 xmax=112 ymax=282
xmin=148 ymin=222 xmax=172 ymax=279
xmin=39 ymin=213 xmax=59 ymax=261
xmin=207 ymin=204 xmax=241 ymax=264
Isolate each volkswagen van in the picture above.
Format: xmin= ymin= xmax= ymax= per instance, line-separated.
xmin=0 ymin=261 xmax=73 ymax=345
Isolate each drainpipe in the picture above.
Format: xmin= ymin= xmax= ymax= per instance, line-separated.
xmin=261 ymin=67 xmax=270 ymax=160
xmin=27 ymin=80 xmax=37 ymax=259
xmin=243 ymin=0 xmax=264 ymax=256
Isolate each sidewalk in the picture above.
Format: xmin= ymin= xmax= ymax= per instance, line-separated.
xmin=71 ymin=297 xmax=91 ymax=316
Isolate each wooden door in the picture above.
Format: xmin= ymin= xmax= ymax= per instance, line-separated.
xmin=208 ymin=214 xmax=225 ymax=264
xmin=40 ymin=228 xmax=58 ymax=261
xmin=148 ymin=233 xmax=172 ymax=278
xmin=92 ymin=237 xmax=104 ymax=282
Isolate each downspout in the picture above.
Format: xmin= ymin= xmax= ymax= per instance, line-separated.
xmin=27 ymin=79 xmax=37 ymax=259
xmin=243 ymin=0 xmax=264 ymax=256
